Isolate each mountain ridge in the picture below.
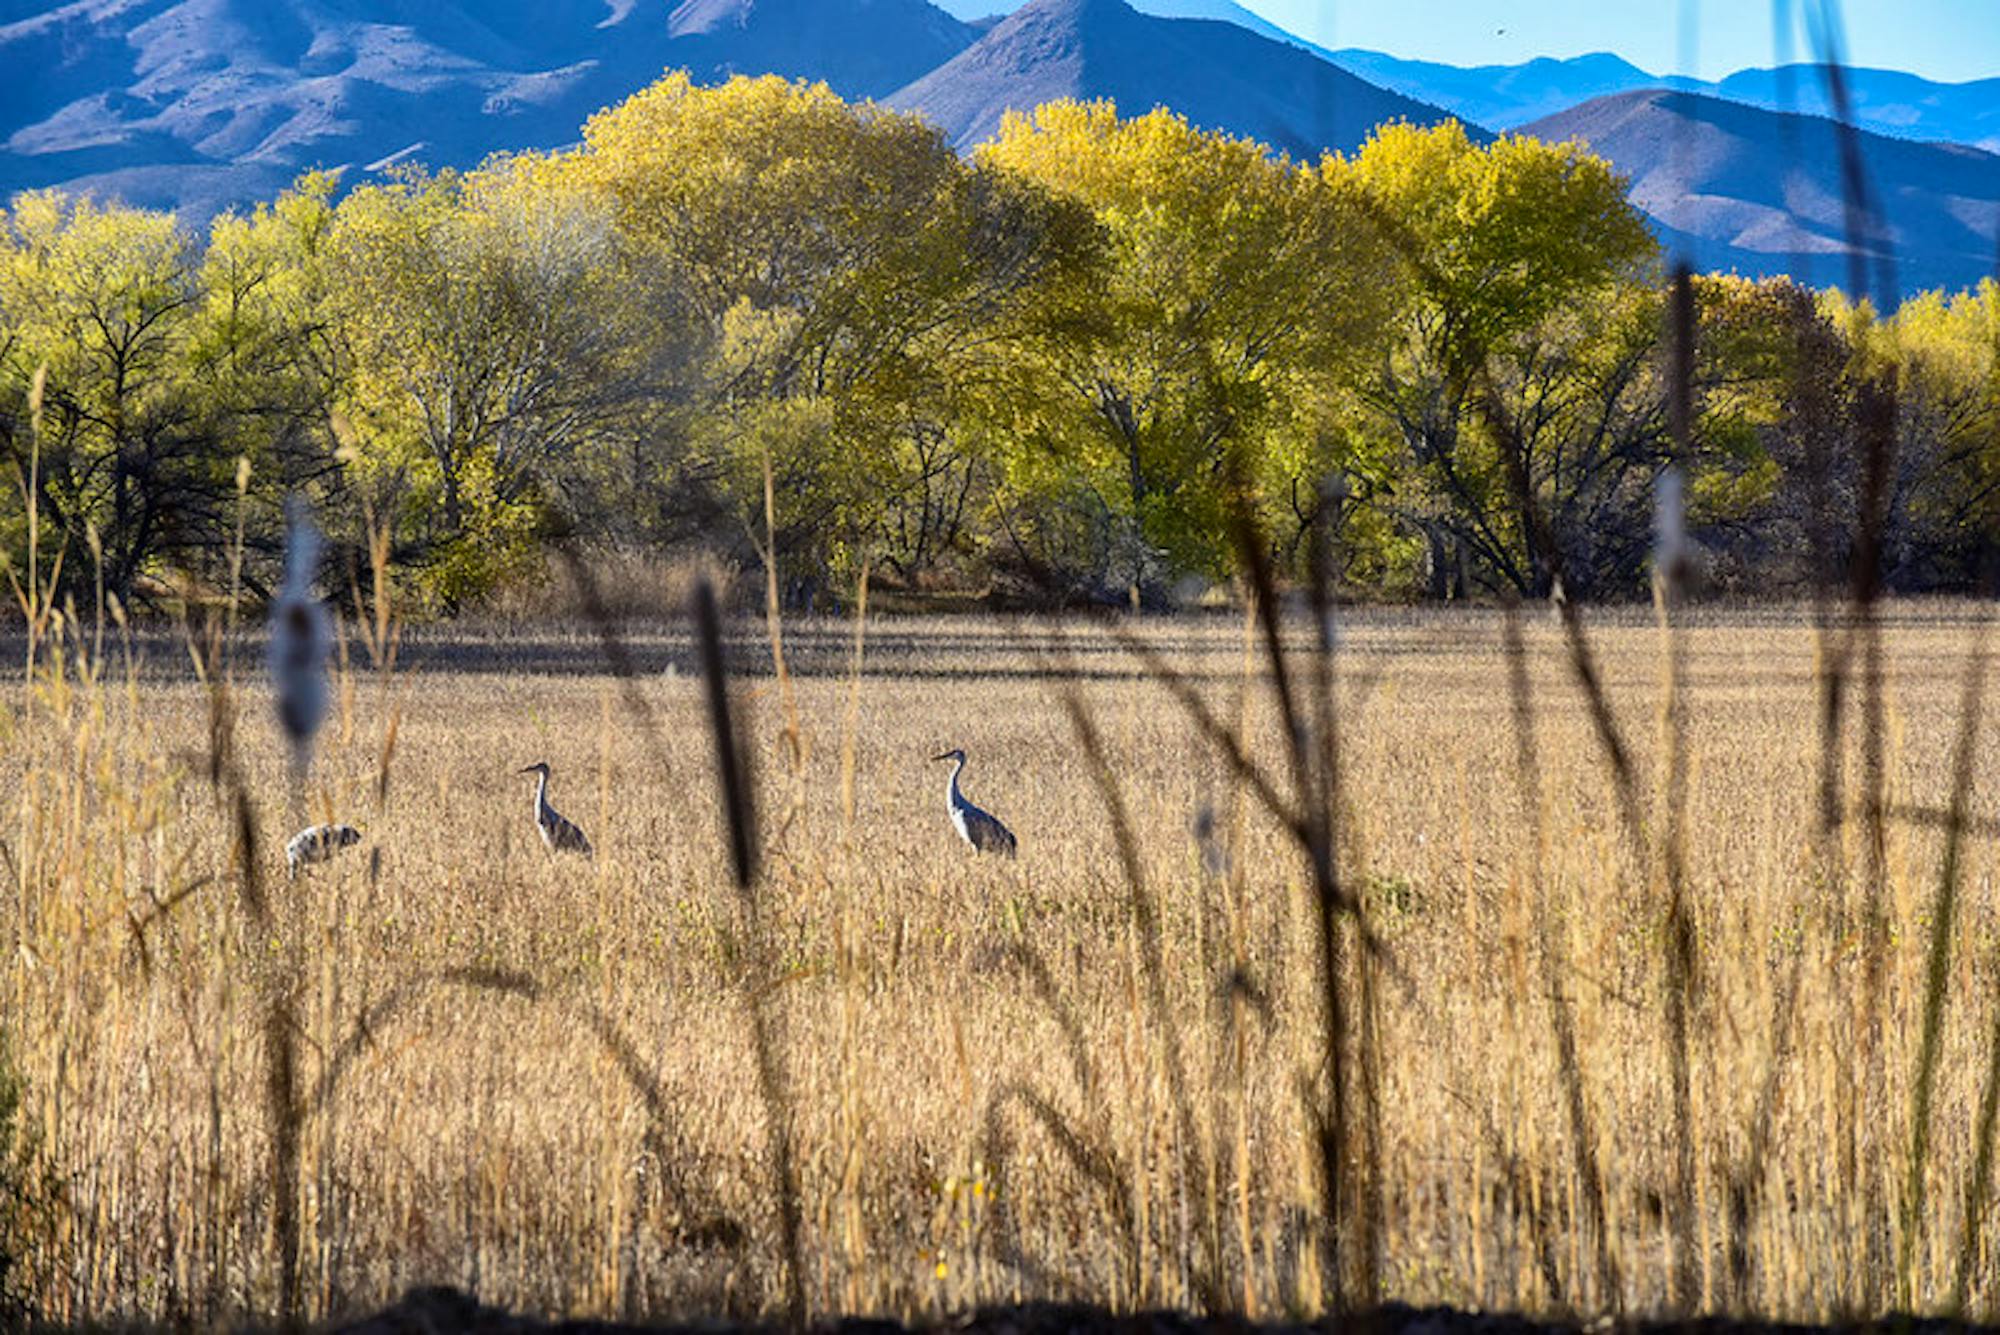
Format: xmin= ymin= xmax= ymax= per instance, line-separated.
xmin=886 ymin=0 xmax=1472 ymax=159
xmin=1522 ymin=87 xmax=2000 ymax=294
xmin=940 ymin=0 xmax=2000 ymax=149
xmin=1335 ymin=48 xmax=2000 ymax=149
xmin=4 ymin=0 xmax=1998 ymax=295
xmin=0 ymin=0 xmax=977 ymax=221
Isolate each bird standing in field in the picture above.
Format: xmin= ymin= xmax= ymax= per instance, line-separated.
xmin=285 ymin=823 xmax=361 ymax=880
xmin=931 ymin=748 xmax=1017 ymax=858
xmin=519 ymin=762 xmax=593 ymax=856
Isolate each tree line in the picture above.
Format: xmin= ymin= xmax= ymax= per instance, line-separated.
xmin=1 ymin=72 xmax=1996 ymax=614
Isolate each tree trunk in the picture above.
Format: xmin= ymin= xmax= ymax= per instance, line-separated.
xmin=1425 ymin=525 xmax=1451 ymax=601
xmin=441 ymin=462 xmax=463 ymax=539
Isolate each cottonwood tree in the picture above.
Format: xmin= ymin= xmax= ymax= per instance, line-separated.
xmin=1873 ymin=283 xmax=2000 ymax=586
xmin=326 ymin=159 xmax=657 ymax=606
xmin=2 ymin=79 xmax=1995 ymax=611
xmin=186 ymin=174 xmax=352 ymax=591
xmin=978 ymin=100 xmax=1396 ymax=599
xmin=1706 ymin=281 xmax=2000 ymax=595
xmin=0 ymin=192 xmax=217 ymax=603
xmin=1345 ymin=121 xmax=1658 ymax=597
xmin=572 ymin=73 xmax=1093 ymax=593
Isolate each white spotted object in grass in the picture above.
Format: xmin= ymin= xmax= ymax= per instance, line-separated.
xmin=285 ymin=823 xmax=362 ymax=880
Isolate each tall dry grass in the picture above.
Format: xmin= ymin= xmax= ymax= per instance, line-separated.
xmin=7 ymin=583 xmax=2000 ymax=1323
xmin=1 ymin=2 xmax=1985 ymax=1321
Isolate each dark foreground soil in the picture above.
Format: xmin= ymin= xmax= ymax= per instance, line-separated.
xmin=325 ymin=1288 xmax=2000 ymax=1335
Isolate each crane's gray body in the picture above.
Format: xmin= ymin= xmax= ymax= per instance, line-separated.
xmin=934 ymin=749 xmax=1017 ymax=858
xmin=521 ymin=762 xmax=593 ymax=856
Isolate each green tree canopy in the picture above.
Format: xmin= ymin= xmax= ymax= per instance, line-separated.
xmin=977 ymin=99 xmax=1395 ymax=595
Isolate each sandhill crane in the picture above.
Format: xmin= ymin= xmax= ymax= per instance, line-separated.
xmin=519 ymin=762 xmax=593 ymax=856
xmin=931 ymin=748 xmax=1017 ymax=858
xmin=285 ymin=823 xmax=361 ymax=880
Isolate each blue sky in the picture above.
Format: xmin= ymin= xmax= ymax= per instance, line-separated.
xmin=940 ymin=1 xmax=2000 ymax=83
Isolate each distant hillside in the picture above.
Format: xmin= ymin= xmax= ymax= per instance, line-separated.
xmin=1337 ymin=50 xmax=2000 ymax=148
xmin=1119 ymin=0 xmax=1318 ymax=48
xmin=661 ymin=0 xmax=973 ymax=95
xmin=887 ymin=0 xmax=1471 ymax=158
xmin=9 ymin=0 xmax=2000 ymax=298
xmin=1709 ymin=64 xmax=2000 ymax=154
xmin=1325 ymin=49 xmax=1668 ymax=129
xmin=1522 ymin=88 xmax=2000 ymax=295
xmin=938 ymin=0 xmax=2000 ymax=150
xmin=0 ymin=0 xmax=974 ymax=223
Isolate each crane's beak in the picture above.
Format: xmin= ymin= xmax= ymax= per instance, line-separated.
xmin=517 ymin=765 xmax=538 ymax=774
xmin=930 ymin=751 xmax=952 ymax=762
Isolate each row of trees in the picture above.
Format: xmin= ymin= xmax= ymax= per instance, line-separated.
xmin=1 ymin=72 xmax=1996 ymax=613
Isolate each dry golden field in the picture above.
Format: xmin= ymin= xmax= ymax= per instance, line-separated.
xmin=9 ymin=603 xmax=2000 ymax=1326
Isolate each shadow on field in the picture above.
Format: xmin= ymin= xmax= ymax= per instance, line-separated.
xmin=0 ymin=617 xmax=1512 ymax=684
xmin=314 ymin=1287 xmax=2000 ymax=1335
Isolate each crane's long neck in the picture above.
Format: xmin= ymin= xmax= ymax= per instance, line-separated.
xmin=945 ymin=756 xmax=966 ymax=809
xmin=534 ymin=769 xmax=550 ymax=816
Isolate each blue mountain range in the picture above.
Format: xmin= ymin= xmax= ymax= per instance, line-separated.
xmin=4 ymin=0 xmax=1995 ymax=293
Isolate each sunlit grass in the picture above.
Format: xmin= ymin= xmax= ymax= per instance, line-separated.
xmin=6 ymin=605 xmax=2000 ymax=1324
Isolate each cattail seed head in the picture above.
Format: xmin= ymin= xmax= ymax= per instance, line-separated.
xmin=1654 ymin=466 xmax=1690 ymax=591
xmin=270 ymin=497 xmax=331 ymax=769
